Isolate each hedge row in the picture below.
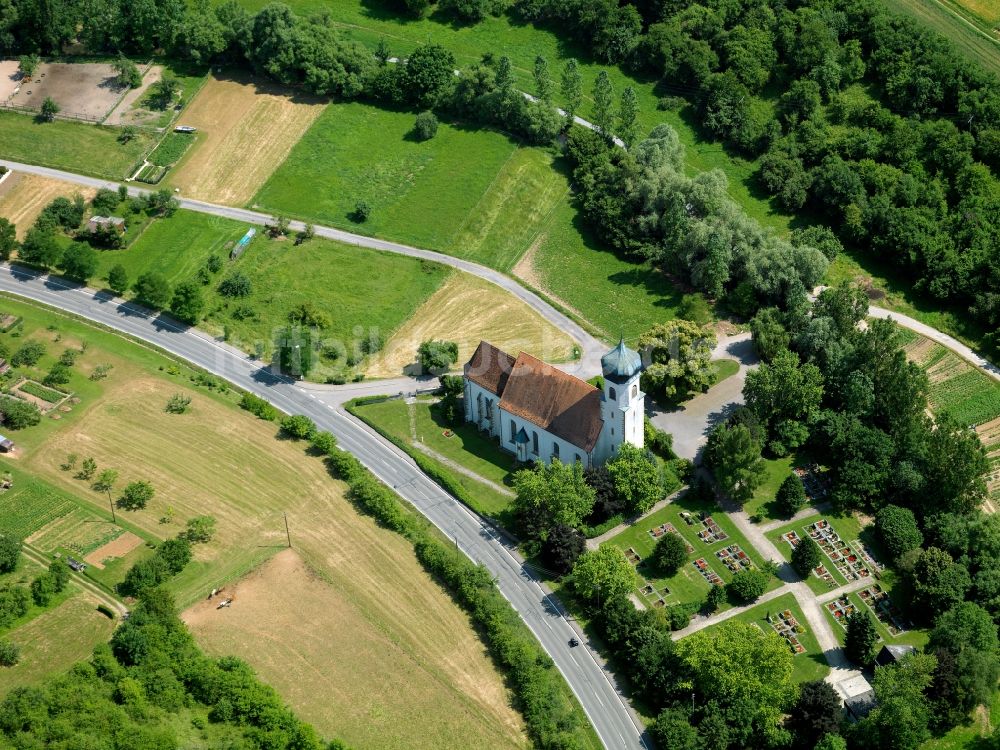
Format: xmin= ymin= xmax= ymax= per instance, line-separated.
xmin=320 ymin=437 xmax=594 ymax=749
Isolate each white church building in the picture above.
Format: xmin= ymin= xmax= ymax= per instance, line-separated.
xmin=462 ymin=338 xmax=645 ymax=468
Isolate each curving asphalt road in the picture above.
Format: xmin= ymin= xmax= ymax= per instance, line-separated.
xmin=0 ymin=265 xmax=648 ymax=750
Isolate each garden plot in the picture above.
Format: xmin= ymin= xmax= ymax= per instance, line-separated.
xmin=977 ymin=417 xmax=1000 ymax=506
xmin=905 ymin=338 xmax=1000 ymax=426
xmin=5 ymin=62 xmax=125 ymax=121
xmin=26 ymin=506 xmax=124 ymax=560
xmin=782 ymin=518 xmax=882 ymax=589
xmin=11 ymin=378 xmax=70 ymax=411
xmin=0 ymin=479 xmax=75 ymax=539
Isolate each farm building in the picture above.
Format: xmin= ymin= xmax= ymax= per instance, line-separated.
xmin=0 ymin=434 xmax=13 ymax=453
xmin=463 ymin=338 xmax=644 ymax=468
xmin=87 ymin=216 xmax=126 ymax=234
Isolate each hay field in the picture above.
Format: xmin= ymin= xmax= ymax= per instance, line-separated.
xmin=365 ymin=271 xmax=577 ymax=378
xmin=0 ymin=173 xmax=96 ymax=239
xmin=0 ymin=592 xmax=115 ymax=696
xmin=168 ymin=74 xmax=326 ymax=205
xmin=185 ymin=550 xmax=527 ymax=750
xmin=24 ymin=376 xmax=527 ymax=750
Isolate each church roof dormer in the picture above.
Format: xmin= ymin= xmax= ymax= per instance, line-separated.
xmin=601 ymin=337 xmax=642 ymax=384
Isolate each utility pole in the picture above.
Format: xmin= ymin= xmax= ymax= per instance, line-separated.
xmin=283 ymin=512 xmax=291 ymax=548
xmin=106 ymin=489 xmax=116 ymax=524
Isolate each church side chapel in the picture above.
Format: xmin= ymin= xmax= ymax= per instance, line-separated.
xmin=463 ymin=338 xmax=645 ymax=468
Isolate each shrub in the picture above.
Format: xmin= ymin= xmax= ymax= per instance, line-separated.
xmin=0 ymin=398 xmax=41 ymax=430
xmin=0 ymin=639 xmax=20 ymax=666
xmin=280 ymin=414 xmax=316 ymax=440
xmin=217 ymin=272 xmax=252 ymax=298
xmin=117 ymin=480 xmax=155 ymax=511
xmin=11 ymin=340 xmax=45 ymax=367
xmin=165 ymin=394 xmax=191 ymax=414
xmin=413 ymin=110 xmax=439 ymax=140
xmin=791 ymin=535 xmax=822 ymax=577
xmin=132 ymin=272 xmax=172 ymax=309
xmin=416 ymin=339 xmax=458 ymax=375
xmin=239 ymin=392 xmax=277 ymax=421
xmin=0 ymin=533 xmax=20 ymax=574
xmin=183 ymin=515 xmax=216 ymax=543
xmin=309 ymin=431 xmax=337 ymax=455
xmin=352 ymin=200 xmax=372 ymax=222
xmin=775 ymin=473 xmax=807 ymax=517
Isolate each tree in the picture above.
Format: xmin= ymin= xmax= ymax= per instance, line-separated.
xmin=57 ymin=244 xmax=98 ymax=282
xmin=592 ymin=71 xmax=614 ymax=140
xmin=513 ymin=459 xmax=596 ymax=539
xmin=413 ymin=111 xmax=438 ymax=141
xmin=403 ymin=44 xmax=455 ymax=108
xmin=0 ymin=533 xmax=20 ymax=574
xmin=542 ymin=523 xmax=585 ymax=575
xmin=149 ymin=74 xmax=179 ymax=109
xmin=169 ymin=280 xmax=204 ymax=324
xmin=618 ymin=86 xmax=639 ymax=148
xmin=815 ymin=733 xmax=847 ymax=750
xmin=0 ymin=218 xmax=16 ymax=262
xmin=93 ymin=469 xmax=118 ymax=493
xmin=652 ymin=532 xmax=687 ymax=577
xmin=569 ymin=544 xmax=637 ymax=607
xmin=295 ymin=224 xmax=315 ymax=245
xmin=118 ymin=481 xmax=155 ymax=511
xmin=533 ymin=55 xmax=551 ymax=102
xmin=112 ymin=53 xmax=142 ymax=88
xmin=276 ymin=326 xmax=314 ymax=379
xmin=875 ymin=505 xmax=923 ymax=560
xmin=30 ymin=573 xmax=55 ymax=606
xmin=17 ymin=54 xmax=39 ymax=79
xmin=280 ymin=414 xmax=316 ymax=440
xmin=908 ymin=547 xmax=972 ymax=620
xmin=156 ymin=537 xmax=192 ymax=574
xmin=775 ymin=473 xmax=807 ymax=518
xmin=416 ymin=339 xmax=458 ymax=375
xmin=19 ymin=223 xmax=61 ymax=268
xmin=352 ymin=200 xmax=372 ymax=222
xmin=0 ymin=639 xmax=20 ymax=667
xmin=107 ymin=264 xmax=129 ymax=295
xmin=639 ymin=320 xmax=717 ymax=401
xmin=704 ymin=423 xmax=765 ymax=506
xmin=859 ymin=654 xmax=936 ymax=750
xmin=39 ymin=96 xmax=60 ymax=122
xmin=650 ymin=708 xmax=698 ymax=750
xmin=792 ymin=535 xmax=822 ymax=578
xmin=76 ymin=457 xmax=97 ymax=481
xmin=743 ymin=349 xmax=823 ymax=453
xmin=494 ymin=55 xmax=514 ymax=93
xmin=145 ymin=189 xmax=178 ymax=217
xmin=677 ymin=620 xmax=794 ymax=744
xmin=845 ymin=611 xmax=879 ymax=666
xmin=605 ymin=443 xmax=664 ymax=516
xmin=184 ymin=515 xmax=217 ymax=543
xmin=310 ymin=430 xmax=337 ymax=455
xmin=787 ymin=680 xmax=842 ymax=748
xmin=561 ymin=59 xmax=582 ymax=127
xmin=0 ymin=398 xmax=41 ymax=430
xmin=727 ymin=567 xmax=768 ymax=603
xmin=133 ymin=272 xmax=172 ymax=309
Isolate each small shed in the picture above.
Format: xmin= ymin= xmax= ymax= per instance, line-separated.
xmin=844 ymin=689 xmax=877 ymax=721
xmin=87 ymin=216 xmax=126 ymax=234
xmin=875 ymin=644 xmax=916 ymax=668
xmin=0 ymin=434 xmax=13 ymax=453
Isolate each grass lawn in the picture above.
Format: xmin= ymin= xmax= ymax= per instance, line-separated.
xmin=91 ymin=209 xmax=450 ymax=373
xmin=254 ymin=101 xmax=528 ymax=255
xmin=821 ymin=589 xmax=929 ymax=651
xmin=0 ymin=296 xmax=532 ymax=750
xmin=351 ymin=397 xmax=516 ymax=519
xmin=686 ymin=592 xmax=830 ymax=684
xmin=713 ymin=358 xmax=740 ymax=384
xmin=742 ymin=455 xmax=797 ymax=521
xmin=519 ymin=191 xmax=684 ymax=343
xmin=607 ymin=493 xmax=781 ymax=613
xmin=0 ymin=111 xmax=154 ymax=179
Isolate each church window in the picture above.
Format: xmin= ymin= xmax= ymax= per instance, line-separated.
xmin=632 ymin=384 xmax=637 ymax=398
xmin=532 ymin=431 xmax=539 ymax=455
xmin=553 ymin=441 xmax=560 ymax=459
xmin=509 ymin=419 xmax=516 ymax=441
xmin=575 ymin=453 xmax=582 ymax=464
xmin=608 ymin=386 xmax=617 ymax=400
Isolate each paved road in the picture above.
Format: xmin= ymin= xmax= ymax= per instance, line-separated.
xmin=0 ymin=159 xmax=605 ymax=379
xmin=0 ymin=265 xmax=648 ymax=750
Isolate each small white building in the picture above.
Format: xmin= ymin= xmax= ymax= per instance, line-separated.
xmin=463 ymin=339 xmax=645 ymax=468
xmin=86 ymin=216 xmax=125 ymax=234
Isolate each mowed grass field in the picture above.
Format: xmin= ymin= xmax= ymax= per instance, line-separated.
xmin=0 ymin=111 xmax=154 ymax=179
xmin=91 ymin=209 xmax=449 ymax=365
xmin=2 ymin=300 xmax=530 ymax=750
xmin=254 ymin=101 xmax=528 ymax=252
xmin=365 ymin=271 xmax=576 ymax=378
xmin=0 ymin=173 xmax=97 ymax=240
xmin=168 ymin=73 xmax=326 ymax=205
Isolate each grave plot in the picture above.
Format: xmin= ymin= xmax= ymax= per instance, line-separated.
xmin=859 ymin=584 xmax=909 ymax=636
xmin=825 ymin=596 xmax=861 ymax=630
xmin=793 ymin=463 xmax=830 ymax=501
xmin=768 ymin=608 xmax=808 ymax=654
xmin=647 ymin=522 xmax=694 ymax=553
xmin=639 ymin=581 xmax=673 ymax=609
xmin=624 ymin=547 xmax=641 ymax=565
xmin=715 ymin=544 xmax=755 ymax=574
xmin=692 ymin=557 xmax=724 ymax=586
xmin=805 ymin=519 xmax=877 ymax=583
xmin=680 ymin=511 xmax=729 ymax=544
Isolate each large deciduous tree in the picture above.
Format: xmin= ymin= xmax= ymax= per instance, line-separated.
xmin=513 ymin=459 xmax=595 ymax=540
xmin=605 ymin=443 xmax=664 ymax=516
xmin=704 ymin=422 xmax=765 ymax=506
xmin=569 ymin=544 xmax=636 ymax=607
xmin=639 ymin=320 xmax=717 ymax=401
